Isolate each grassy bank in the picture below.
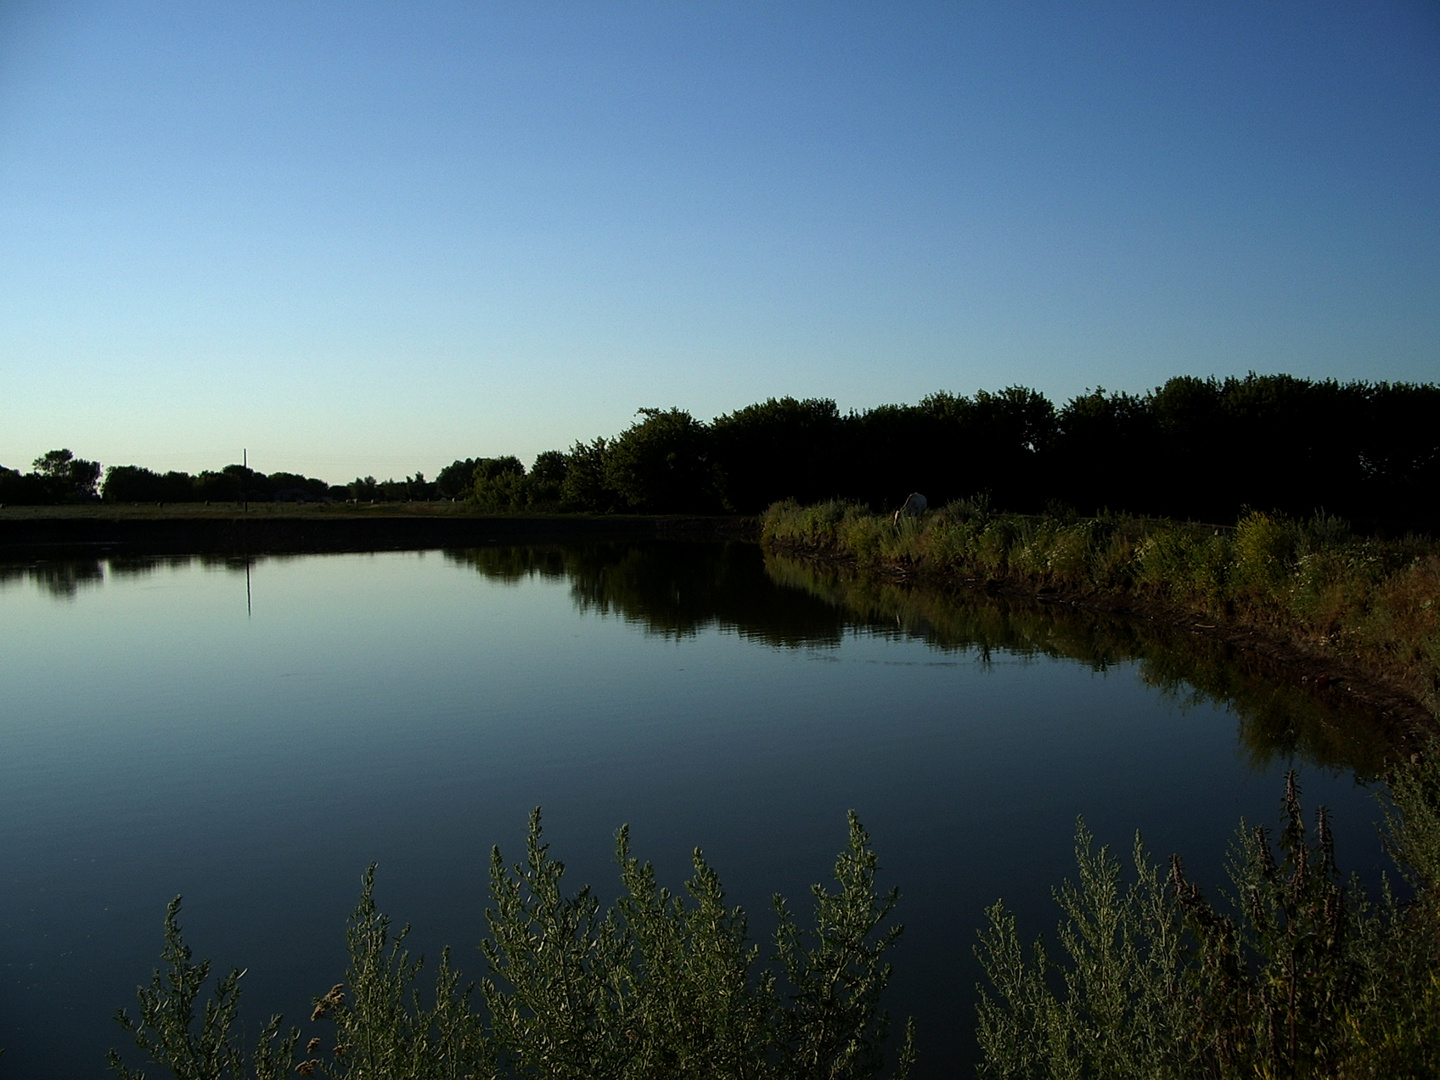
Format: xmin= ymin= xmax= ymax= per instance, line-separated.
xmin=762 ymin=500 xmax=1440 ymax=725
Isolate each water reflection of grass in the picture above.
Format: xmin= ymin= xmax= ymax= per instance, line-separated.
xmin=766 ymin=552 xmax=1401 ymax=776
xmin=765 ymin=500 xmax=1438 ymax=746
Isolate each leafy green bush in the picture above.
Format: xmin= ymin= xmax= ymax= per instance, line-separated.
xmin=1232 ymin=511 xmax=1300 ymax=596
xmin=108 ymin=900 xmax=299 ymax=1080
xmin=110 ymin=812 xmax=914 ymax=1080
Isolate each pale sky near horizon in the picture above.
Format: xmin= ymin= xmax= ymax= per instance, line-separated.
xmin=3 ymin=1 xmax=1438 ymax=484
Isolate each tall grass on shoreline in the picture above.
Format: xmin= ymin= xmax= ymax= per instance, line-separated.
xmin=762 ymin=500 xmax=1440 ymax=722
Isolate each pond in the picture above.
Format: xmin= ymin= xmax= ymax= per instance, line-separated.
xmin=0 ymin=542 xmax=1396 ymax=1077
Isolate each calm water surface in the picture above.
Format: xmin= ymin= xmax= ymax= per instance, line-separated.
xmin=0 ymin=544 xmax=1391 ymax=1077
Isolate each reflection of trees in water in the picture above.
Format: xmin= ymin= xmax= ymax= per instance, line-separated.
xmin=107 ymin=556 xmax=198 ymax=578
xmin=448 ymin=546 xmax=570 ymax=586
xmin=446 ymin=543 xmax=845 ymax=648
xmin=4 ymin=554 xmax=273 ymax=599
xmin=4 ymin=555 xmax=225 ymax=597
xmin=0 ymin=559 xmax=106 ymax=598
xmin=448 ymin=543 xmax=1397 ymax=776
xmin=5 ymin=545 xmax=1394 ymax=773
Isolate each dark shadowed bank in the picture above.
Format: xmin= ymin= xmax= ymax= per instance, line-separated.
xmin=0 ymin=509 xmax=757 ymax=559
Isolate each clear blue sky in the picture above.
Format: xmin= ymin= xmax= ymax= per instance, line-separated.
xmin=3 ymin=1 xmax=1437 ymax=483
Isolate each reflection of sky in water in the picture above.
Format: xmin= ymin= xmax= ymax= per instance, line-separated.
xmin=0 ymin=550 xmax=1389 ymax=1078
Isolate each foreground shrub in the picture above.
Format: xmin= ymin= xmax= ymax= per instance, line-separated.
xmin=110 ymin=812 xmax=914 ymax=1080
xmin=976 ymin=760 xmax=1440 ymax=1079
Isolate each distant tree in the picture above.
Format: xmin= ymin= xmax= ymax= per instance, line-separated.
xmin=560 ymin=438 xmax=617 ymax=512
xmin=266 ymin=471 xmax=330 ymax=503
xmin=1353 ymin=381 xmax=1440 ymax=530
xmin=528 ymin=450 xmax=570 ymax=508
xmin=0 ymin=465 xmax=48 ymax=504
xmin=436 ymin=458 xmax=482 ymax=499
xmin=32 ymin=449 xmax=74 ymax=481
xmin=61 ymin=374 xmax=1433 ymax=527
xmin=103 ymin=465 xmax=163 ymax=502
xmin=966 ymin=386 xmax=1057 ymax=456
xmin=378 ymin=477 xmax=410 ymax=501
xmin=222 ymin=463 xmax=269 ymax=502
xmin=472 ymin=457 xmax=527 ymax=511
xmin=1050 ymin=388 xmax=1158 ymax=515
xmin=32 ymin=448 xmax=101 ymax=502
xmin=348 ymin=476 xmax=380 ymax=501
xmin=958 ymin=386 xmax=1055 ymax=507
xmin=404 ymin=472 xmax=437 ymax=500
xmin=194 ymin=470 xmax=239 ymax=502
xmin=833 ymin=387 xmax=1054 ymax=511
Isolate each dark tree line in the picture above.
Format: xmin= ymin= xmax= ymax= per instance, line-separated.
xmin=2 ymin=455 xmax=448 ymax=507
xmin=433 ymin=375 xmax=1440 ymax=534
xmin=9 ymin=374 xmax=1436 ymax=531
xmin=0 ymin=449 xmax=102 ymax=504
xmin=99 ymin=464 xmax=340 ymax=504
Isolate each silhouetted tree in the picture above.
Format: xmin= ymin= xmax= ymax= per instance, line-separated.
xmin=1050 ymin=387 xmax=1159 ymax=515
xmin=267 ymin=471 xmax=330 ymax=502
xmin=528 ymin=450 xmax=570 ymax=508
xmin=16 ymin=374 xmax=1438 ymax=529
xmin=103 ymin=465 xmax=192 ymax=502
xmin=711 ymin=397 xmax=844 ymax=511
xmin=606 ymin=408 xmax=724 ymax=513
xmin=32 ymin=449 xmax=101 ymax=502
xmin=345 ymin=476 xmax=376 ymax=501
xmin=0 ymin=465 xmax=48 ymax=504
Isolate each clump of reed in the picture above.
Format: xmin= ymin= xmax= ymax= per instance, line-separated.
xmin=762 ymin=501 xmax=1440 ymax=719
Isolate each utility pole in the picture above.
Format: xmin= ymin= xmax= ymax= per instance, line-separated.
xmin=242 ymin=448 xmax=248 ymax=512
